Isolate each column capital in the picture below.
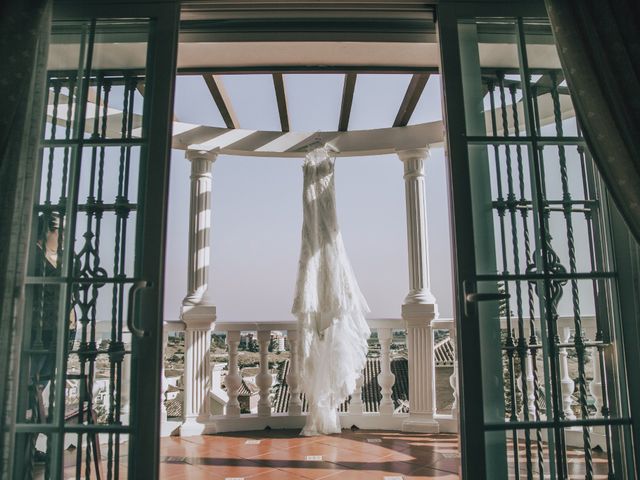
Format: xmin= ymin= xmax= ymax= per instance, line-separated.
xmin=186 ymin=148 xmax=219 ymax=163
xmin=397 ymin=148 xmax=429 ymax=179
xmin=186 ymin=149 xmax=218 ymax=178
xmin=396 ymin=147 xmax=430 ymax=162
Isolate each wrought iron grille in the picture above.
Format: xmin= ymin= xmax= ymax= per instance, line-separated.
xmin=463 ymin=18 xmax=634 ymax=480
xmin=13 ymin=20 xmax=149 ymax=480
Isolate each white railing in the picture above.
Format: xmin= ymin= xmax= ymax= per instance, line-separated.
xmin=162 ymin=317 xmax=459 ymax=435
xmin=498 ymin=314 xmax=608 ymax=449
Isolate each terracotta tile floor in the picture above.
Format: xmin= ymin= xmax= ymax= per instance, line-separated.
xmin=30 ymin=428 xmax=612 ymax=479
xmin=159 ymin=429 xmax=461 ymax=480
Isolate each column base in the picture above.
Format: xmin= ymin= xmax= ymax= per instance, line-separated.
xmin=180 ymin=416 xmax=217 ymax=436
xmin=402 ymin=415 xmax=440 ymax=433
xmin=181 ymin=303 xmax=216 ymax=326
xmin=402 ymin=302 xmax=438 ymax=322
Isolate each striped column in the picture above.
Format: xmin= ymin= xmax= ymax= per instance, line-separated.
xmin=398 ymin=148 xmax=439 ymax=433
xmin=181 ymin=148 xmax=218 ymax=435
xmin=183 ymin=149 xmax=217 ymax=306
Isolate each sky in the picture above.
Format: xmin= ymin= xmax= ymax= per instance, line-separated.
xmin=163 ymin=73 xmax=455 ymax=323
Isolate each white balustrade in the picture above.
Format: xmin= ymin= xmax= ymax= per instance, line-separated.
xmin=159 ymin=317 xmax=458 ymax=435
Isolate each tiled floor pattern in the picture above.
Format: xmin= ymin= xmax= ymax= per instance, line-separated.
xmin=159 ymin=429 xmax=461 ymax=480
xmin=30 ymin=429 xmax=612 ymax=479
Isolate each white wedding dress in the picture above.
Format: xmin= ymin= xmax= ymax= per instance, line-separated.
xmin=292 ymin=147 xmax=371 ymax=436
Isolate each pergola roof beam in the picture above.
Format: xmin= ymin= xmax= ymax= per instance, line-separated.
xmin=393 ymin=73 xmax=430 ymax=127
xmin=272 ymin=73 xmax=290 ymax=132
xmin=202 ymin=74 xmax=239 ymax=129
xmin=338 ymin=73 xmax=357 ymax=132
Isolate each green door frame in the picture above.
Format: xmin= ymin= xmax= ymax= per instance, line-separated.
xmin=438 ymin=3 xmax=547 ymax=477
xmin=438 ymin=1 xmax=639 ymax=477
xmin=8 ymin=1 xmax=180 ymax=478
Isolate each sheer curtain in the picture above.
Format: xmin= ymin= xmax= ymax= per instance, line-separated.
xmin=545 ymin=0 xmax=640 ymax=241
xmin=292 ymin=147 xmax=370 ymax=436
xmin=0 ymin=0 xmax=52 ymax=474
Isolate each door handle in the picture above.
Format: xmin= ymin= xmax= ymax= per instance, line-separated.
xmin=465 ymin=292 xmax=511 ymax=303
xmin=127 ymin=280 xmax=152 ymax=338
xmin=463 ymin=280 xmax=510 ymax=316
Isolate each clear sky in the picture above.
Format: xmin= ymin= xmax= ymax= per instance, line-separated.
xmin=163 ymin=74 xmax=455 ymax=322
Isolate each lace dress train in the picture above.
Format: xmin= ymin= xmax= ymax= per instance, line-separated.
xmin=292 ymin=147 xmax=371 ymax=436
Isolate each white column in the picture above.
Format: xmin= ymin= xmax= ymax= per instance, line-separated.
xmin=180 ymin=148 xmax=218 ymax=436
xmin=286 ymin=329 xmax=303 ymax=416
xmin=378 ymin=328 xmax=396 ymax=415
xmin=256 ymin=330 xmax=273 ymax=417
xmin=183 ymin=149 xmax=217 ymax=306
xmin=398 ymin=148 xmax=439 ymax=433
xmin=181 ymin=321 xmax=215 ymax=435
xmin=224 ymin=331 xmax=242 ymax=417
xmin=398 ymin=148 xmax=437 ymax=306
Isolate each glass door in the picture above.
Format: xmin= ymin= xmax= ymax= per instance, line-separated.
xmin=438 ymin=3 xmax=635 ymax=479
xmin=11 ymin=3 xmax=178 ymax=479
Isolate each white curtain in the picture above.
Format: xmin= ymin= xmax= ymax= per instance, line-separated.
xmin=292 ymin=147 xmax=370 ymax=436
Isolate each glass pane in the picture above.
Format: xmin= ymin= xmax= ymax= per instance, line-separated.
xmin=17 ymin=18 xmax=151 ymax=480
xmin=523 ymin=21 xmax=577 ymax=138
xmin=458 ymin=19 xmax=530 ymax=138
xmin=453 ymin=15 xmax=634 ymax=479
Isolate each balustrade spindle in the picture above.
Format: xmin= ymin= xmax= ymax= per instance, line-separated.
xmin=256 ymin=330 xmax=273 ymax=417
xmin=589 ymin=346 xmax=603 ymax=417
xmin=449 ymin=327 xmax=458 ymax=419
xmin=378 ymin=328 xmax=395 ymax=415
xmin=559 ymin=327 xmax=576 ymax=420
xmin=224 ymin=331 xmax=242 ymax=417
xmin=349 ymin=372 xmax=365 ymax=415
xmin=286 ymin=329 xmax=303 ymax=415
xmin=160 ymin=328 xmax=169 ymax=424
xmin=525 ymin=353 xmax=536 ymax=422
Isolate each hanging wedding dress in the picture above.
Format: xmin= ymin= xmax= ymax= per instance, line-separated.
xmin=292 ymin=146 xmax=371 ymax=436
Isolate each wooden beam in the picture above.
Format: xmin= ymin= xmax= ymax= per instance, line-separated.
xmin=272 ymin=73 xmax=290 ymax=132
xmin=338 ymin=73 xmax=357 ymax=132
xmin=202 ymin=74 xmax=239 ymax=129
xmin=393 ymin=73 xmax=430 ymax=127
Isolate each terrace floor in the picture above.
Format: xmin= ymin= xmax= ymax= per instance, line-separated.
xmin=159 ymin=429 xmax=461 ymax=480
xmin=33 ymin=427 xmax=612 ymax=479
